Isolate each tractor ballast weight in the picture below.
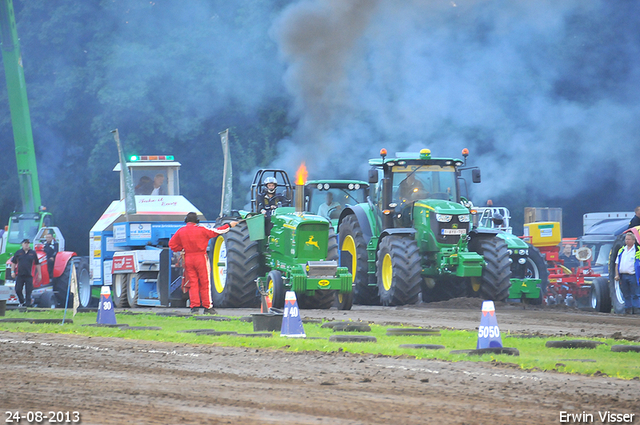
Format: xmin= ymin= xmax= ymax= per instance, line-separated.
xmin=337 ymin=148 xmax=513 ymax=306
xmin=211 ymin=168 xmax=353 ymax=310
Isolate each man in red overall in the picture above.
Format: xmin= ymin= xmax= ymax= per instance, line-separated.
xmin=169 ymin=212 xmax=238 ymax=314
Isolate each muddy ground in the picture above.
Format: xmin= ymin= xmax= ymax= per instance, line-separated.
xmin=1 ymin=300 xmax=639 ymax=424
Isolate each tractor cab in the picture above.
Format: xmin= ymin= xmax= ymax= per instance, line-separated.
xmin=368 ymin=148 xmax=477 ymax=233
xmin=305 ymin=180 xmax=369 ymax=224
xmin=250 ymin=169 xmax=293 ymax=213
xmin=32 ymin=226 xmax=66 ymax=252
xmin=113 ymin=155 xmax=180 ymax=198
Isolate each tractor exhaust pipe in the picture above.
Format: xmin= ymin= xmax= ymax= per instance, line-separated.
xmin=294 ymin=163 xmax=308 ymax=214
xmin=295 ymin=183 xmax=304 ymax=213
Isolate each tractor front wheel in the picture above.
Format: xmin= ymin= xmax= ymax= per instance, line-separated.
xmin=468 ymin=237 xmax=512 ymax=301
xmin=376 ymin=236 xmax=421 ymax=306
xmin=339 ymin=214 xmax=379 ymax=305
xmin=127 ymin=273 xmax=139 ymax=307
xmin=112 ymin=274 xmax=129 ymax=308
xmin=268 ymin=270 xmax=285 ymax=309
xmin=523 ymin=244 xmax=549 ymax=305
xmin=590 ymin=277 xmax=611 ymax=312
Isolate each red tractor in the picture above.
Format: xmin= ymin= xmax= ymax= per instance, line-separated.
xmin=4 ymin=227 xmax=88 ymax=308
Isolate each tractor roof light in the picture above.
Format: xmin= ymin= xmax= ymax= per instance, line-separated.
xmin=420 ymin=149 xmax=431 ymax=159
xmin=461 ymin=148 xmax=469 ymax=158
xmin=128 ymin=155 xmax=174 ymax=162
xmin=380 ymin=148 xmax=387 ymax=160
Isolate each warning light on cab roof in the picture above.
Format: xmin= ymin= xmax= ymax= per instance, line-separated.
xmin=128 ymin=155 xmax=174 ymax=161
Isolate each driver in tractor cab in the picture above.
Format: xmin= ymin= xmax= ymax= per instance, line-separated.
xmin=259 ymin=177 xmax=288 ymax=217
xmin=398 ymin=173 xmax=426 ymax=202
xmin=317 ymin=192 xmax=341 ymax=219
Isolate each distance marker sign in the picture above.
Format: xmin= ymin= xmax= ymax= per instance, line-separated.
xmin=280 ymin=291 xmax=305 ymax=338
xmin=477 ymin=300 xmax=502 ymax=349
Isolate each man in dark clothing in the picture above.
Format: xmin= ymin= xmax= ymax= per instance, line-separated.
xmin=44 ymin=233 xmax=64 ymax=306
xmin=10 ymin=239 xmax=41 ymax=307
xmin=43 ymin=233 xmax=58 ymax=281
xmin=629 ymin=206 xmax=640 ymax=228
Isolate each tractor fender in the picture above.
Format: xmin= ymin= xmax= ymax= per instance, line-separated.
xmin=338 ymin=205 xmax=375 ymax=244
xmin=53 ymin=251 xmax=77 ymax=278
xmin=469 ymin=228 xmax=499 ymax=240
xmin=377 ymin=228 xmax=417 ymax=250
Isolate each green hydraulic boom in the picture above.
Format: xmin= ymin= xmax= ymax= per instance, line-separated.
xmin=0 ymin=0 xmax=50 ymax=282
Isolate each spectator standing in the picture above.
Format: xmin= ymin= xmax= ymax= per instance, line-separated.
xmin=614 ymin=232 xmax=640 ymax=314
xmin=10 ymin=239 xmax=41 ymax=307
xmin=629 ymin=206 xmax=640 ymax=228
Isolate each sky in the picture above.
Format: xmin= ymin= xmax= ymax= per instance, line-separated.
xmin=2 ymin=0 xmax=640 ymax=251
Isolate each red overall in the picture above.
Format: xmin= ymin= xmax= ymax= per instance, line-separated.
xmin=169 ymin=222 xmax=230 ymax=309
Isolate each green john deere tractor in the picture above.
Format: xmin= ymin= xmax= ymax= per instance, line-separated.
xmin=337 ymin=148 xmax=516 ymax=306
xmin=210 ymin=169 xmax=353 ymax=310
xmin=305 ymin=180 xmax=369 ymax=229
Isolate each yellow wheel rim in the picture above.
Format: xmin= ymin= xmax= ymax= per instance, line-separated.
xmin=267 ymin=277 xmax=274 ymax=304
xmin=341 ymin=235 xmax=357 ymax=283
xmin=382 ymin=253 xmax=393 ymax=291
xmin=212 ymin=236 xmax=227 ymax=293
xmin=471 ymin=277 xmax=481 ymax=292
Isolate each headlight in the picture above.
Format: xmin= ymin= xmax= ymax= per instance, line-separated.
xmin=518 ymin=249 xmax=527 ymax=255
xmin=518 ymin=258 xmax=526 ymax=264
xmin=436 ymin=214 xmax=452 ymax=222
xmin=507 ymin=249 xmax=513 ymax=255
xmin=458 ymin=214 xmax=470 ymax=222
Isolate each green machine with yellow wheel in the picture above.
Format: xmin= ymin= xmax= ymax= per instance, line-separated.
xmin=337 ymin=148 xmax=513 ymax=306
xmin=210 ymin=169 xmax=353 ymax=310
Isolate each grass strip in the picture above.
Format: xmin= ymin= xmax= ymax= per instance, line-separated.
xmin=0 ymin=310 xmax=638 ymax=379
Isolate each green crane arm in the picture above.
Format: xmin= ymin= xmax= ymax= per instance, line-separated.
xmin=0 ymin=0 xmax=41 ymax=213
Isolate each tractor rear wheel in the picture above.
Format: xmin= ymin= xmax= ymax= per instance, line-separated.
xmin=468 ymin=237 xmax=512 ymax=301
xmin=339 ymin=214 xmax=379 ymax=305
xmin=112 ymin=274 xmax=130 ymax=308
xmin=210 ymin=222 xmax=262 ymax=308
xmin=608 ymin=234 xmax=626 ymax=314
xmin=376 ymin=236 xmax=421 ymax=306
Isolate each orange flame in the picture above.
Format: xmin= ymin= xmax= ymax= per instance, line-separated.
xmin=295 ymin=162 xmax=308 ymax=185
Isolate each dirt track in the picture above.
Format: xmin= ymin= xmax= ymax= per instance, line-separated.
xmin=1 ymin=302 xmax=640 ymax=425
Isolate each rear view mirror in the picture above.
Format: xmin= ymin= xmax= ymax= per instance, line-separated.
xmin=368 ymin=169 xmax=379 ymax=184
xmin=472 ymin=169 xmax=481 ymax=183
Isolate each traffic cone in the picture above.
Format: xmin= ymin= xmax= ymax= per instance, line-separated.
xmin=280 ymin=291 xmax=305 ymax=338
xmin=476 ymin=300 xmax=502 ymax=349
xmin=260 ymin=293 xmax=273 ymax=313
xmin=96 ymin=286 xmax=117 ymax=325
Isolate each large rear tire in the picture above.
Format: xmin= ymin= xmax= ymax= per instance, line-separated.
xmin=54 ymin=261 xmax=73 ymax=308
xmin=376 ymin=236 xmax=421 ymax=306
xmin=468 ymin=237 xmax=512 ymax=301
xmin=112 ymin=274 xmax=130 ymax=308
xmin=211 ymin=222 xmax=262 ymax=308
xmin=339 ymin=214 xmax=379 ymax=305
xmin=608 ymin=235 xmax=626 ymax=314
